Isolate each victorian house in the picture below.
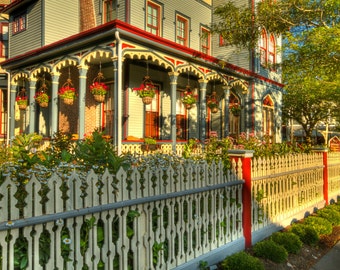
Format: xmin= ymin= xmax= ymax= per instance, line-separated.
xmin=1 ymin=0 xmax=283 ymax=153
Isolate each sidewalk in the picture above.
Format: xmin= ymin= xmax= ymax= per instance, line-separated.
xmin=309 ymin=241 xmax=340 ymax=270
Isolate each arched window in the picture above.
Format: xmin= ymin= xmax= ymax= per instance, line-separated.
xmin=260 ymin=29 xmax=267 ymax=66
xmin=262 ymin=95 xmax=274 ymax=141
xmin=268 ymin=34 xmax=276 ymax=69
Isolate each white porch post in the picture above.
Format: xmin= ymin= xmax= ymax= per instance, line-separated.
xmin=223 ymin=85 xmax=230 ymax=137
xmin=51 ymin=72 xmax=60 ymax=136
xmin=168 ymin=72 xmax=179 ymax=152
xmin=199 ymin=79 xmax=208 ymax=142
xmin=28 ymin=78 xmax=37 ymax=134
xmin=9 ymin=82 xmax=17 ymax=139
xmin=78 ymin=66 xmax=88 ymax=139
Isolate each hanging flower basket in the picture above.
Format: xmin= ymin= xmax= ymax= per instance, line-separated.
xmin=16 ymin=96 xmax=28 ymax=110
xmin=142 ymin=96 xmax=153 ymax=105
xmin=34 ymin=89 xmax=50 ymax=108
xmin=207 ymin=91 xmax=219 ymax=114
xmin=230 ymin=103 xmax=241 ymax=116
xmin=133 ymin=76 xmax=156 ymax=104
xmin=181 ymin=89 xmax=197 ymax=110
xmin=58 ymin=79 xmax=77 ymax=106
xmin=90 ymin=72 xmax=108 ymax=103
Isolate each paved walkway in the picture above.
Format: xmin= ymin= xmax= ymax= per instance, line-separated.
xmin=309 ymin=241 xmax=340 ymax=270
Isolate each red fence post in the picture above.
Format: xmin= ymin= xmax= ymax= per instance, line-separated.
xmin=229 ymin=150 xmax=254 ymax=249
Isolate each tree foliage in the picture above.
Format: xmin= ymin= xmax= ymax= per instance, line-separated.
xmin=211 ymin=0 xmax=340 ymax=144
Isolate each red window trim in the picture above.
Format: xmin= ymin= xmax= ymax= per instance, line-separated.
xmin=12 ymin=13 xmax=26 ymax=34
xmin=176 ymin=15 xmax=188 ymax=46
xmin=201 ymin=27 xmax=210 ymax=55
xmin=146 ymin=1 xmax=161 ymax=36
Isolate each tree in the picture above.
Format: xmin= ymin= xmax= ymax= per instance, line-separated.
xmin=211 ymin=0 xmax=340 ymax=145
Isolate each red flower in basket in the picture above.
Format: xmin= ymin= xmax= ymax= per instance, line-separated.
xmin=58 ymin=85 xmax=77 ymax=99
xmin=16 ymin=95 xmax=28 ymax=104
xmin=90 ymin=82 xmax=108 ymax=96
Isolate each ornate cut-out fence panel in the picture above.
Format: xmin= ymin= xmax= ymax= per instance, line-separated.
xmin=0 ymin=151 xmax=340 ymax=269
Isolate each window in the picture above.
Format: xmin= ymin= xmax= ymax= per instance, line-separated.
xmin=146 ymin=1 xmax=161 ymax=36
xmin=201 ymin=27 xmax=210 ymax=55
xmin=0 ymin=23 xmax=8 ymax=57
xmin=268 ymin=34 xmax=276 ymax=69
xmin=0 ymin=88 xmax=8 ymax=136
xmin=262 ymin=95 xmax=274 ymax=141
xmin=103 ymin=0 xmax=117 ymax=23
xmin=13 ymin=13 xmax=26 ymax=34
xmin=176 ymin=15 xmax=188 ymax=46
xmin=219 ymin=35 xmax=225 ymax=46
xmin=260 ymin=29 xmax=267 ymax=65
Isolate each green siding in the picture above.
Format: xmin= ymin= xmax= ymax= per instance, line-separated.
xmin=9 ymin=1 xmax=42 ymax=58
xmin=44 ymin=0 xmax=79 ymax=45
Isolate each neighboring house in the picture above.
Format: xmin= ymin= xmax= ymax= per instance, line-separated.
xmin=0 ymin=0 xmax=283 ymax=151
xmin=0 ymin=1 xmax=9 ymax=143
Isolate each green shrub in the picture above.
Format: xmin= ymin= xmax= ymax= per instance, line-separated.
xmin=317 ymin=208 xmax=340 ymax=226
xmin=303 ymin=216 xmax=333 ymax=236
xmin=290 ymin=223 xmax=319 ymax=245
xmin=253 ymin=240 xmax=288 ymax=263
xmin=220 ymin=251 xmax=264 ymax=270
xmin=271 ymin=232 xmax=303 ymax=254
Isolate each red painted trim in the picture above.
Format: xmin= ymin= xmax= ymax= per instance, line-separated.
xmin=241 ymin=155 xmax=253 ymax=248
xmin=2 ymin=19 xmax=284 ymax=88
xmin=323 ymin=151 xmax=329 ymax=205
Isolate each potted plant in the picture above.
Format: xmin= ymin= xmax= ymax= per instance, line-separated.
xmin=34 ymin=91 xmax=49 ymax=108
xmin=230 ymin=103 xmax=241 ymax=116
xmin=181 ymin=91 xmax=197 ymax=109
xmin=142 ymin=137 xmax=159 ymax=151
xmin=16 ymin=96 xmax=28 ymax=110
xmin=90 ymin=81 xmax=108 ymax=103
xmin=58 ymin=84 xmax=77 ymax=105
xmin=133 ymin=76 xmax=156 ymax=105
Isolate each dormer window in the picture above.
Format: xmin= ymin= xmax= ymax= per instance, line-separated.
xmin=13 ymin=13 xmax=26 ymax=34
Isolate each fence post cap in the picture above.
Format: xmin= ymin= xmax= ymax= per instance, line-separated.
xmin=228 ymin=149 xmax=254 ymax=158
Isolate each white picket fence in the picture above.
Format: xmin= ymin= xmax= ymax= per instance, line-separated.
xmin=0 ymin=151 xmax=340 ymax=270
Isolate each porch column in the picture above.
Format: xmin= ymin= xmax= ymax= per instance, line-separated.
xmin=78 ymin=65 xmax=88 ymax=139
xmin=168 ymin=72 xmax=179 ymax=152
xmin=223 ymin=85 xmax=230 ymax=137
xmin=9 ymin=82 xmax=17 ymax=139
xmin=28 ymin=78 xmax=37 ymax=134
xmin=199 ymin=79 xmax=208 ymax=142
xmin=51 ymin=72 xmax=60 ymax=136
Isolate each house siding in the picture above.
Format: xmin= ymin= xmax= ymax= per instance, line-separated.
xmin=9 ymin=1 xmax=42 ymax=58
xmin=211 ymin=0 xmax=251 ymax=70
xmin=129 ymin=0 xmax=212 ymax=53
xmin=44 ymin=0 xmax=79 ymax=45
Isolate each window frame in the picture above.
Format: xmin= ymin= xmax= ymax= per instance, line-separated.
xmin=260 ymin=29 xmax=268 ymax=66
xmin=176 ymin=14 xmax=188 ymax=46
xmin=0 ymin=22 xmax=9 ymax=58
xmin=103 ymin=0 xmax=117 ymax=23
xmin=12 ymin=13 xmax=26 ymax=34
xmin=146 ymin=1 xmax=161 ymax=36
xmin=200 ymin=26 xmax=210 ymax=55
xmin=268 ymin=34 xmax=276 ymax=70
